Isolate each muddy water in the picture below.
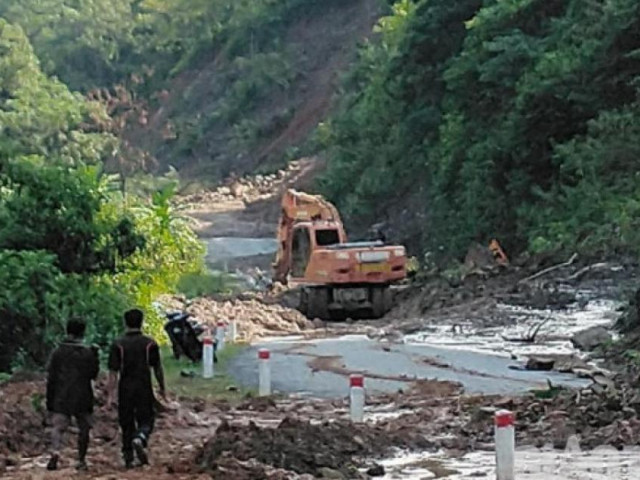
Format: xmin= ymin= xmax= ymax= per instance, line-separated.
xmin=228 ymin=335 xmax=589 ymax=398
xmin=376 ymin=447 xmax=640 ymax=479
xmin=405 ymin=298 xmax=621 ymax=358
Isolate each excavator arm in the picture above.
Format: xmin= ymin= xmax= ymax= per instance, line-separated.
xmin=273 ymin=189 xmax=343 ymax=283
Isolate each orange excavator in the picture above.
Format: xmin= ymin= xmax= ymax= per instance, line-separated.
xmin=273 ymin=189 xmax=407 ymax=320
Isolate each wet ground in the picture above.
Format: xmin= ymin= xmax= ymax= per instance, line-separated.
xmin=404 ymin=297 xmax=621 ymax=358
xmin=378 ymin=447 xmax=640 ymax=479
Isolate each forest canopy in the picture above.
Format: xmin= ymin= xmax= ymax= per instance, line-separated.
xmin=320 ymin=0 xmax=640 ymax=260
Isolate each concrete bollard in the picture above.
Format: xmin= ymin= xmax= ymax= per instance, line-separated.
xmin=202 ymin=334 xmax=215 ymax=379
xmin=216 ymin=322 xmax=226 ymax=351
xmin=349 ymin=374 xmax=365 ymax=423
xmin=495 ymin=410 xmax=515 ymax=480
xmin=227 ymin=320 xmax=237 ymax=343
xmin=258 ymin=349 xmax=271 ymax=396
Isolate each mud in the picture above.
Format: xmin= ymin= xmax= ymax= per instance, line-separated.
xmin=196 ymin=417 xmax=429 ymax=478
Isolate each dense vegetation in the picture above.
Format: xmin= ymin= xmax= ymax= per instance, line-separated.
xmin=0 ymin=0 xmax=361 ymax=372
xmin=0 ymin=20 xmax=201 ymax=371
xmin=321 ymin=0 xmax=640 ymax=260
xmin=0 ymin=0 xmax=345 ymax=180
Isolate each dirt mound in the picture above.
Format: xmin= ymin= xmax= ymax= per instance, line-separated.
xmin=0 ymin=381 xmax=47 ymax=462
xmin=196 ymin=417 xmax=429 ymax=478
xmin=178 ymin=159 xmax=309 ymax=208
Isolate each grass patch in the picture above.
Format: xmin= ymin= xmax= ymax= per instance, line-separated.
xmin=161 ymin=344 xmax=251 ymax=401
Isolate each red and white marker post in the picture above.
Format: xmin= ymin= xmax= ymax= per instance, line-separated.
xmin=258 ymin=349 xmax=271 ymax=396
xmin=495 ymin=410 xmax=515 ymax=480
xmin=216 ymin=322 xmax=226 ymax=351
xmin=202 ymin=333 xmax=215 ymax=379
xmin=349 ymin=374 xmax=365 ymax=423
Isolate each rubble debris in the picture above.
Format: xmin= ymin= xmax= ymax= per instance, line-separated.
xmin=177 ymin=159 xmax=314 ymax=209
xmin=525 ymin=357 xmax=555 ymax=371
xmin=196 ymin=417 xmax=424 ymax=478
xmin=160 ymin=294 xmax=313 ymax=341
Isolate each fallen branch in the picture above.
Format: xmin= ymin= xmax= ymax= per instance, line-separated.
xmin=502 ymin=317 xmax=551 ymax=343
xmin=527 ymin=317 xmax=551 ymax=342
xmin=562 ymin=262 xmax=613 ymax=282
xmin=518 ymin=253 xmax=578 ymax=284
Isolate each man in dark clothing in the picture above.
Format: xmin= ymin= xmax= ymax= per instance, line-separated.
xmin=46 ymin=319 xmax=99 ymax=471
xmin=108 ymin=309 xmax=166 ymax=468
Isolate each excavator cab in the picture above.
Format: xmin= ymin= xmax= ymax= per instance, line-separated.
xmin=290 ymin=223 xmax=343 ymax=279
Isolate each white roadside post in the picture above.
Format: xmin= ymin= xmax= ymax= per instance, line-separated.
xmin=349 ymin=374 xmax=365 ymax=423
xmin=495 ymin=410 xmax=515 ymax=480
xmin=216 ymin=322 xmax=226 ymax=351
xmin=202 ymin=333 xmax=215 ymax=379
xmin=228 ymin=320 xmax=237 ymax=343
xmin=258 ymin=349 xmax=271 ymax=396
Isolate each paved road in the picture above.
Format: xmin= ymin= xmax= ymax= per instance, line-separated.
xmin=227 ymin=335 xmax=589 ymax=398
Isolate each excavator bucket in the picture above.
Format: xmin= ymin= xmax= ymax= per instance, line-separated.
xmin=489 ymin=239 xmax=509 ymax=265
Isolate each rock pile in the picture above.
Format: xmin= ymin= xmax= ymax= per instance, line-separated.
xmin=457 ymin=375 xmax=640 ymax=451
xmin=177 ymin=160 xmax=309 ymax=208
xmin=161 ymin=294 xmax=312 ymax=341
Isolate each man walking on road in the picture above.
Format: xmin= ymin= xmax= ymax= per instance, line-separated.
xmin=108 ymin=309 xmax=166 ymax=468
xmin=46 ymin=319 xmax=99 ymax=471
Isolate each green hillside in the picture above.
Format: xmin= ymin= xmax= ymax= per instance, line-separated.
xmin=320 ymin=0 xmax=640 ymax=260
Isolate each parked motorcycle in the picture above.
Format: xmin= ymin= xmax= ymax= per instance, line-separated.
xmin=164 ymin=311 xmax=217 ymax=363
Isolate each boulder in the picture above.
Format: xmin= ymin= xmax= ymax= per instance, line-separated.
xmin=318 ymin=467 xmax=346 ymax=479
xmin=366 ymin=464 xmax=385 ymax=477
xmin=525 ymin=356 xmax=555 ymax=371
xmin=571 ymin=326 xmax=612 ymax=351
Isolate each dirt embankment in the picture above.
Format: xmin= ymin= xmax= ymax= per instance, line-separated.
xmin=129 ymin=0 xmax=381 ymax=181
